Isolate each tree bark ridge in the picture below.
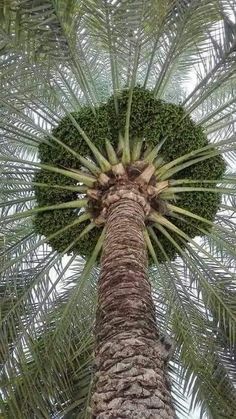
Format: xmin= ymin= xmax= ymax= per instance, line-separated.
xmin=92 ymin=191 xmax=175 ymax=419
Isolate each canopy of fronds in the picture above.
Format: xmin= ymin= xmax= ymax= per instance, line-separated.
xmin=34 ymin=86 xmax=225 ymax=262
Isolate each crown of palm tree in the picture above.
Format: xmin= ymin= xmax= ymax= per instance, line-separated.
xmin=0 ymin=1 xmax=236 ymax=418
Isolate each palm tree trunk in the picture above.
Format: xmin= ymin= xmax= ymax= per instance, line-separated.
xmin=91 ymin=189 xmax=175 ymax=418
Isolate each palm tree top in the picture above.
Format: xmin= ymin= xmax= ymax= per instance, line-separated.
xmin=33 ymin=85 xmax=226 ymax=262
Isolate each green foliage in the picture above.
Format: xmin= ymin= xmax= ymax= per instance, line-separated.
xmin=34 ymin=171 xmax=78 ymax=204
xmin=154 ymin=155 xmax=225 ymax=262
xmin=0 ymin=296 xmax=94 ymax=419
xmin=107 ymin=86 xmax=207 ymax=161
xmin=38 ymin=105 xmax=111 ymax=166
xmin=34 ymin=86 xmax=225 ymax=261
xmin=34 ymin=209 xmax=101 ymax=257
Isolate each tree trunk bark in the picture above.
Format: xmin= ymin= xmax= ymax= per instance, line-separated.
xmin=91 ymin=191 xmax=175 ymax=418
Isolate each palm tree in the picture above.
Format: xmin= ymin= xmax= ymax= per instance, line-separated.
xmin=0 ymin=0 xmax=236 ymax=417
